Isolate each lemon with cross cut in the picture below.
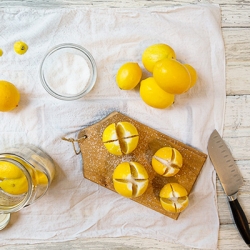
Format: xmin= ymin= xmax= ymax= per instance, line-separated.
xmin=113 ymin=161 xmax=149 ymax=198
xmin=160 ymin=183 xmax=189 ymax=213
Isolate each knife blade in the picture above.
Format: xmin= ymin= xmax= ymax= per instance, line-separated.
xmin=208 ymin=129 xmax=250 ymax=247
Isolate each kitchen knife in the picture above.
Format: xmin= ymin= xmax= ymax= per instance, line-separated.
xmin=208 ymin=129 xmax=250 ymax=247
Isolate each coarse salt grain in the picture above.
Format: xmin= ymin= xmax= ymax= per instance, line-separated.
xmin=45 ymin=51 xmax=91 ymax=96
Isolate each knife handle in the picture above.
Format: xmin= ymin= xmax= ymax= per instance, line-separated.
xmin=229 ymin=198 xmax=250 ymax=247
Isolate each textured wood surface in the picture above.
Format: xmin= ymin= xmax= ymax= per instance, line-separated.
xmin=0 ymin=0 xmax=249 ymax=249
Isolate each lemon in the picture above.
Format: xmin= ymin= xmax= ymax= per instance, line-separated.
xmin=142 ymin=44 xmax=176 ymax=73
xmin=0 ymin=49 xmax=3 ymax=57
xmin=113 ymin=162 xmax=148 ymax=198
xmin=116 ymin=62 xmax=142 ymax=90
xmin=0 ymin=161 xmax=28 ymax=195
xmin=14 ymin=41 xmax=28 ymax=55
xmin=140 ymin=77 xmax=174 ymax=109
xmin=152 ymin=147 xmax=183 ymax=177
xmin=0 ymin=80 xmax=20 ymax=112
xmin=184 ymin=64 xmax=197 ymax=88
xmin=102 ymin=121 xmax=139 ymax=155
xmin=153 ymin=58 xmax=191 ymax=94
xmin=160 ymin=183 xmax=189 ymax=213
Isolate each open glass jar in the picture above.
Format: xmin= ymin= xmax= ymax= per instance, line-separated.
xmin=0 ymin=144 xmax=56 ymax=216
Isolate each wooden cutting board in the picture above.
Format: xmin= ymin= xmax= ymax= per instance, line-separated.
xmin=77 ymin=111 xmax=207 ymax=220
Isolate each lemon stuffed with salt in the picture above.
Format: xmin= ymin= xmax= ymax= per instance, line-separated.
xmin=152 ymin=147 xmax=183 ymax=177
xmin=153 ymin=58 xmax=191 ymax=94
xmin=116 ymin=62 xmax=142 ymax=90
xmin=0 ymin=80 xmax=20 ymax=112
xmin=160 ymin=183 xmax=189 ymax=213
xmin=102 ymin=121 xmax=139 ymax=155
xmin=142 ymin=44 xmax=176 ymax=73
xmin=140 ymin=77 xmax=174 ymax=109
xmin=113 ymin=162 xmax=149 ymax=198
xmin=14 ymin=41 xmax=28 ymax=55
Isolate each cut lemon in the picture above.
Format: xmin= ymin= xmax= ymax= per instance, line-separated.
xmin=113 ymin=162 xmax=149 ymax=198
xmin=152 ymin=147 xmax=183 ymax=177
xmin=102 ymin=121 xmax=139 ymax=155
xmin=160 ymin=183 xmax=189 ymax=213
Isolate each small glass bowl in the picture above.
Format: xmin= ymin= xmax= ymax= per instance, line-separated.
xmin=40 ymin=43 xmax=97 ymax=101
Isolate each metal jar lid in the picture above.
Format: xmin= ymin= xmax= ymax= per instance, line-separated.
xmin=0 ymin=213 xmax=10 ymax=230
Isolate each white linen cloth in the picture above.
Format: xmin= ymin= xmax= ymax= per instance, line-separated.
xmin=0 ymin=4 xmax=225 ymax=249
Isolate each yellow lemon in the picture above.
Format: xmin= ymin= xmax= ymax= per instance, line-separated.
xmin=142 ymin=44 xmax=176 ymax=73
xmin=14 ymin=41 xmax=28 ymax=55
xmin=160 ymin=183 xmax=189 ymax=213
xmin=102 ymin=121 xmax=139 ymax=155
xmin=152 ymin=147 xmax=183 ymax=177
xmin=0 ymin=80 xmax=20 ymax=112
xmin=0 ymin=161 xmax=28 ymax=195
xmin=140 ymin=77 xmax=174 ymax=109
xmin=116 ymin=62 xmax=142 ymax=90
xmin=153 ymin=58 xmax=191 ymax=94
xmin=0 ymin=49 xmax=3 ymax=57
xmin=184 ymin=64 xmax=197 ymax=88
xmin=113 ymin=162 xmax=148 ymax=198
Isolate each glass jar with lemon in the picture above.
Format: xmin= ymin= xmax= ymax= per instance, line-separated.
xmin=0 ymin=145 xmax=55 ymax=216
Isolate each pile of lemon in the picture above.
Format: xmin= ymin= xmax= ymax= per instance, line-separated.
xmin=116 ymin=43 xmax=197 ymax=109
xmin=102 ymin=121 xmax=189 ymax=213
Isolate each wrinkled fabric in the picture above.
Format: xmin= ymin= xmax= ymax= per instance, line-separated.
xmin=0 ymin=4 xmax=225 ymax=249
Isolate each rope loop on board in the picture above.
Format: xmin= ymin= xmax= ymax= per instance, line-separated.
xmin=62 ymin=135 xmax=87 ymax=155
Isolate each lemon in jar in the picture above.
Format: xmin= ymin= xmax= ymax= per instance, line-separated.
xmin=0 ymin=161 xmax=28 ymax=195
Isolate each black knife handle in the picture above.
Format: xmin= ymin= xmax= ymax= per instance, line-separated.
xmin=229 ymin=198 xmax=250 ymax=247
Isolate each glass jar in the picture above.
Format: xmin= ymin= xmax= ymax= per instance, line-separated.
xmin=0 ymin=144 xmax=56 ymax=214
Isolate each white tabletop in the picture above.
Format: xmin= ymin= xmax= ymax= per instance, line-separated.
xmin=0 ymin=0 xmax=249 ymax=249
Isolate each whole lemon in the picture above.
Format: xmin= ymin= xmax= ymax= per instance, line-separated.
xmin=14 ymin=41 xmax=28 ymax=55
xmin=142 ymin=44 xmax=176 ymax=73
xmin=184 ymin=64 xmax=197 ymax=88
xmin=0 ymin=49 xmax=3 ymax=57
xmin=153 ymin=58 xmax=191 ymax=94
xmin=116 ymin=62 xmax=142 ymax=90
xmin=140 ymin=77 xmax=174 ymax=109
xmin=0 ymin=80 xmax=20 ymax=112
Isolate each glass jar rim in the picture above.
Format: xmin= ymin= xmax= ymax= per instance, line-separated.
xmin=0 ymin=157 xmax=33 ymax=213
xmin=40 ymin=43 xmax=97 ymax=101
